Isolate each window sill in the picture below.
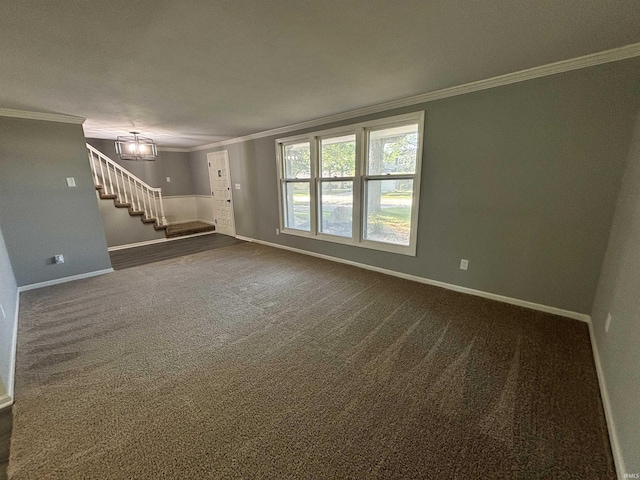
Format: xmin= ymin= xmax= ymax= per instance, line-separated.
xmin=280 ymin=228 xmax=416 ymax=256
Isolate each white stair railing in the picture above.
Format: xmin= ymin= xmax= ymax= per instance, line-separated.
xmin=86 ymin=144 xmax=167 ymax=226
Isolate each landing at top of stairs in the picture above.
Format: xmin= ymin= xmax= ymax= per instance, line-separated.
xmin=166 ymin=221 xmax=216 ymax=239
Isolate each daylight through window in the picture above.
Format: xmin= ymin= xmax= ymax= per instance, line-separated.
xmin=276 ymin=112 xmax=424 ymax=255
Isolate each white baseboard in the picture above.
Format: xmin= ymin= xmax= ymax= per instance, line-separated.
xmin=7 ymin=289 xmax=19 ymax=401
xmin=108 ymin=229 xmax=217 ymax=251
xmin=0 ymin=394 xmax=12 ymax=410
xmin=235 ymin=235 xmax=591 ymax=323
xmin=17 ymin=268 xmax=114 ymax=292
xmin=587 ymin=320 xmax=625 ymax=479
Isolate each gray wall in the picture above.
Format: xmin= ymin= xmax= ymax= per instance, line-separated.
xmin=190 ymin=141 xmax=261 ymax=236
xmin=97 ymin=193 xmax=165 ymax=247
xmin=0 ymin=225 xmax=18 ymax=397
xmin=0 ymin=118 xmax=112 ymax=286
xmin=189 ymin=150 xmax=213 ymax=196
xmin=191 ymin=58 xmax=640 ymax=314
xmin=190 ymin=142 xmax=259 ymax=236
xmin=86 ymin=138 xmax=193 ymax=196
xmin=591 ymin=112 xmax=640 ymax=475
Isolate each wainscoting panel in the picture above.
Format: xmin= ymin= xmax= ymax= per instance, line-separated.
xmin=194 ymin=195 xmax=215 ymax=224
xmin=163 ymin=196 xmax=198 ymax=224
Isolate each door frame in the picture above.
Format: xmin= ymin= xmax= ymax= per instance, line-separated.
xmin=207 ymin=150 xmax=236 ymax=236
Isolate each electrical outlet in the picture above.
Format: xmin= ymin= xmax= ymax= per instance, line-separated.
xmin=54 ymin=254 xmax=65 ymax=264
xmin=166 ymin=177 xmax=171 ymax=183
xmin=235 ymin=183 xmax=241 ymax=190
xmin=460 ymin=259 xmax=469 ymax=270
xmin=605 ymin=313 xmax=612 ymax=333
xmin=276 ymin=228 xmax=280 ymax=235
xmin=0 ymin=304 xmax=5 ymax=320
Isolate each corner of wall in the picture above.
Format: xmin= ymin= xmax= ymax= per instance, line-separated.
xmin=0 ymin=226 xmax=19 ymax=409
xmin=589 ymin=109 xmax=640 ymax=478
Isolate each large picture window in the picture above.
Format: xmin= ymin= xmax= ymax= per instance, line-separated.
xmin=276 ymin=112 xmax=424 ymax=255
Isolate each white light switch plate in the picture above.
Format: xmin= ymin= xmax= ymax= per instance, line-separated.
xmin=66 ymin=177 xmax=76 ymax=187
xmin=166 ymin=177 xmax=171 ymax=182
xmin=460 ymin=259 xmax=469 ymax=270
xmin=54 ymin=254 xmax=65 ymax=264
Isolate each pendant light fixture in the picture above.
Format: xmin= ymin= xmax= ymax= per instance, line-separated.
xmin=114 ymin=132 xmax=158 ymax=161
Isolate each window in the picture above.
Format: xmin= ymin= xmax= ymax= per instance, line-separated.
xmin=282 ymin=141 xmax=311 ymax=231
xmin=364 ymin=124 xmax=419 ymax=246
xmin=276 ymin=112 xmax=424 ymax=255
xmin=319 ymin=134 xmax=355 ymax=238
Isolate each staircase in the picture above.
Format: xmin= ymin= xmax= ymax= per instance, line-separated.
xmin=87 ymin=144 xmax=168 ymax=233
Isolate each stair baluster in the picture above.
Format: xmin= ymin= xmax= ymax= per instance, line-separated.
xmin=86 ymin=144 xmax=167 ymax=229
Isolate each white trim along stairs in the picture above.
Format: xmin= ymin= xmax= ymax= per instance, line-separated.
xmin=87 ymin=144 xmax=168 ymax=231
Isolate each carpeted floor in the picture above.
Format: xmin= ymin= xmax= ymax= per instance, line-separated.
xmin=109 ymin=233 xmax=244 ymax=270
xmin=7 ymin=242 xmax=614 ymax=478
xmin=165 ymin=221 xmax=216 ymax=239
xmin=0 ymin=408 xmax=10 ymax=480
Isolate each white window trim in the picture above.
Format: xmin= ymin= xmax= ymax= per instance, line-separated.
xmin=275 ymin=111 xmax=425 ymax=256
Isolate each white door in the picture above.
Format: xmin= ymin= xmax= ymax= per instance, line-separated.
xmin=207 ymin=151 xmax=236 ymax=236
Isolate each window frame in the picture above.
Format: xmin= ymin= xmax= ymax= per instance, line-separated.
xmin=317 ymin=131 xmax=358 ymax=240
xmin=279 ymin=137 xmax=315 ymax=233
xmin=276 ymin=111 xmax=425 ymax=256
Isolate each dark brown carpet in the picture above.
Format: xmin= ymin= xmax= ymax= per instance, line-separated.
xmin=8 ymin=243 xmax=613 ymax=478
xmin=165 ymin=221 xmax=216 ymax=238
xmin=0 ymin=408 xmax=10 ymax=480
xmin=108 ymin=232 xmax=244 ymax=270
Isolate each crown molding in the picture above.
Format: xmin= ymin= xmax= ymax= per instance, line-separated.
xmin=190 ymin=41 xmax=640 ymax=152
xmin=0 ymin=108 xmax=85 ymax=124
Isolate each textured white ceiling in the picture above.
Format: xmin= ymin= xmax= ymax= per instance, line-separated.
xmin=1 ymin=0 xmax=640 ymax=147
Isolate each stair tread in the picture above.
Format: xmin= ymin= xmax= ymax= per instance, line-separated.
xmin=92 ymin=173 xmax=165 ymax=231
xmin=165 ymin=222 xmax=216 ymax=238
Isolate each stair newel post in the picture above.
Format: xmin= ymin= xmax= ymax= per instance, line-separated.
xmin=158 ymin=191 xmax=167 ymax=226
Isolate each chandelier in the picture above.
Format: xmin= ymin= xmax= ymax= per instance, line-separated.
xmin=114 ymin=132 xmax=158 ymax=161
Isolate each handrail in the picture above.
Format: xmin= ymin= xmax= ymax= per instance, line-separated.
xmin=86 ymin=144 xmax=160 ymax=192
xmin=86 ymin=143 xmax=166 ymax=226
